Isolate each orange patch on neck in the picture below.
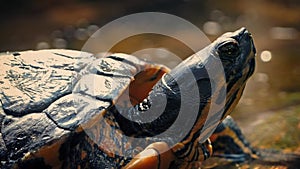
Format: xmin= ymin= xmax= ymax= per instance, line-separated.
xmin=129 ymin=66 xmax=169 ymax=105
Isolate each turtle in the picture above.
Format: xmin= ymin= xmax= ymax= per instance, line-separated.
xmin=0 ymin=27 xmax=256 ymax=169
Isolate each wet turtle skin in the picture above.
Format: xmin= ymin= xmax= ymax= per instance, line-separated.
xmin=117 ymin=28 xmax=256 ymax=168
xmin=0 ymin=28 xmax=256 ymax=169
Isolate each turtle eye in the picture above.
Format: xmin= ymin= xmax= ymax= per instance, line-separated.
xmin=218 ymin=42 xmax=240 ymax=58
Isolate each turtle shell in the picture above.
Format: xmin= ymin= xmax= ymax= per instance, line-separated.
xmin=0 ymin=50 xmax=168 ymax=168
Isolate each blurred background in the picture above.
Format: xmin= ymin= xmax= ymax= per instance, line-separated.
xmin=0 ymin=0 xmax=299 ymax=162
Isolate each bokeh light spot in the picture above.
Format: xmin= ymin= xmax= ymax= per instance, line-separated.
xmin=203 ymin=21 xmax=221 ymax=35
xmin=260 ymin=50 xmax=272 ymax=62
xmin=36 ymin=42 xmax=50 ymax=50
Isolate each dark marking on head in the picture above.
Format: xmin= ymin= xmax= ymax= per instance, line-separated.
xmin=12 ymin=52 xmax=20 ymax=56
xmin=107 ymin=55 xmax=137 ymax=68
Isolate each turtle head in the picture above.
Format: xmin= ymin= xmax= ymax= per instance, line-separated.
xmin=158 ymin=27 xmax=256 ymax=144
xmin=214 ymin=27 xmax=256 ymax=80
xmin=210 ymin=27 xmax=256 ymax=118
xmin=168 ymin=27 xmax=256 ymax=116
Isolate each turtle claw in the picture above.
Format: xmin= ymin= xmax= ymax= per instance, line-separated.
xmin=123 ymin=142 xmax=175 ymax=169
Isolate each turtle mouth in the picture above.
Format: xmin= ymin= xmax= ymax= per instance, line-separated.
xmin=244 ymin=35 xmax=256 ymax=79
xmin=246 ymin=58 xmax=255 ymax=79
xmin=238 ymin=28 xmax=256 ymax=79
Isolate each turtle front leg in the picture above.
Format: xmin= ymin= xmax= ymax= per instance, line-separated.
xmin=169 ymin=139 xmax=213 ymax=169
xmin=209 ymin=116 xmax=259 ymax=162
xmin=123 ymin=142 xmax=176 ymax=169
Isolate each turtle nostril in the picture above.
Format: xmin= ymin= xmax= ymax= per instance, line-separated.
xmin=243 ymin=31 xmax=256 ymax=55
xmin=238 ymin=27 xmax=247 ymax=35
xmin=244 ymin=32 xmax=251 ymax=41
xmin=233 ymin=27 xmax=251 ymax=41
